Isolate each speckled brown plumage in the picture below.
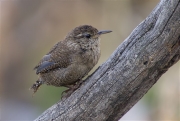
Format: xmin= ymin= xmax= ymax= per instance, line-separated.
xmin=30 ymin=25 xmax=112 ymax=97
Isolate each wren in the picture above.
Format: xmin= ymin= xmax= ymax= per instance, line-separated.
xmin=30 ymin=25 xmax=112 ymax=97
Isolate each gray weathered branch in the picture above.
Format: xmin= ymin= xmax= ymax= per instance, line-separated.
xmin=35 ymin=0 xmax=180 ymax=120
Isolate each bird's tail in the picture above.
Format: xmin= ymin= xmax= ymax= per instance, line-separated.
xmin=30 ymin=79 xmax=43 ymax=94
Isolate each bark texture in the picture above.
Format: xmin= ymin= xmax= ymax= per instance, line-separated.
xmin=35 ymin=0 xmax=180 ymax=120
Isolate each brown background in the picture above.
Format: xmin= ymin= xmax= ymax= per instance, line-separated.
xmin=0 ymin=0 xmax=179 ymax=121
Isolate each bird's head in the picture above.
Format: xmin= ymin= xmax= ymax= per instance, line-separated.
xmin=65 ymin=25 xmax=112 ymax=45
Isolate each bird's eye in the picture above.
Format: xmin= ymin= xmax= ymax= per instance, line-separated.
xmin=85 ymin=34 xmax=91 ymax=38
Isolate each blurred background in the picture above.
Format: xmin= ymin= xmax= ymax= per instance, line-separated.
xmin=0 ymin=0 xmax=179 ymax=121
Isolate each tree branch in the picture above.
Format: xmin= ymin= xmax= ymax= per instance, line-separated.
xmin=35 ymin=0 xmax=180 ymax=120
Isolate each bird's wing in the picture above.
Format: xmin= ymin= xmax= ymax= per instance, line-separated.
xmin=34 ymin=41 xmax=72 ymax=74
xmin=34 ymin=55 xmax=57 ymax=74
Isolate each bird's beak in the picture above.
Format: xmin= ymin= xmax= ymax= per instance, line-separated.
xmin=97 ymin=30 xmax=112 ymax=35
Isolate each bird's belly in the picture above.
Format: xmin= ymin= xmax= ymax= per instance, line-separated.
xmin=40 ymin=64 xmax=89 ymax=86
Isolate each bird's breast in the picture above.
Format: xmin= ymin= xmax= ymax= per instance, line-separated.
xmin=79 ymin=40 xmax=100 ymax=67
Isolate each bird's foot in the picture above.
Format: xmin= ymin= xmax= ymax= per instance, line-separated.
xmin=61 ymin=88 xmax=74 ymax=99
xmin=61 ymin=79 xmax=84 ymax=99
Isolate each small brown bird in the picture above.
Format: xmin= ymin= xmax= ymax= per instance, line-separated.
xmin=30 ymin=25 xmax=112 ymax=96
